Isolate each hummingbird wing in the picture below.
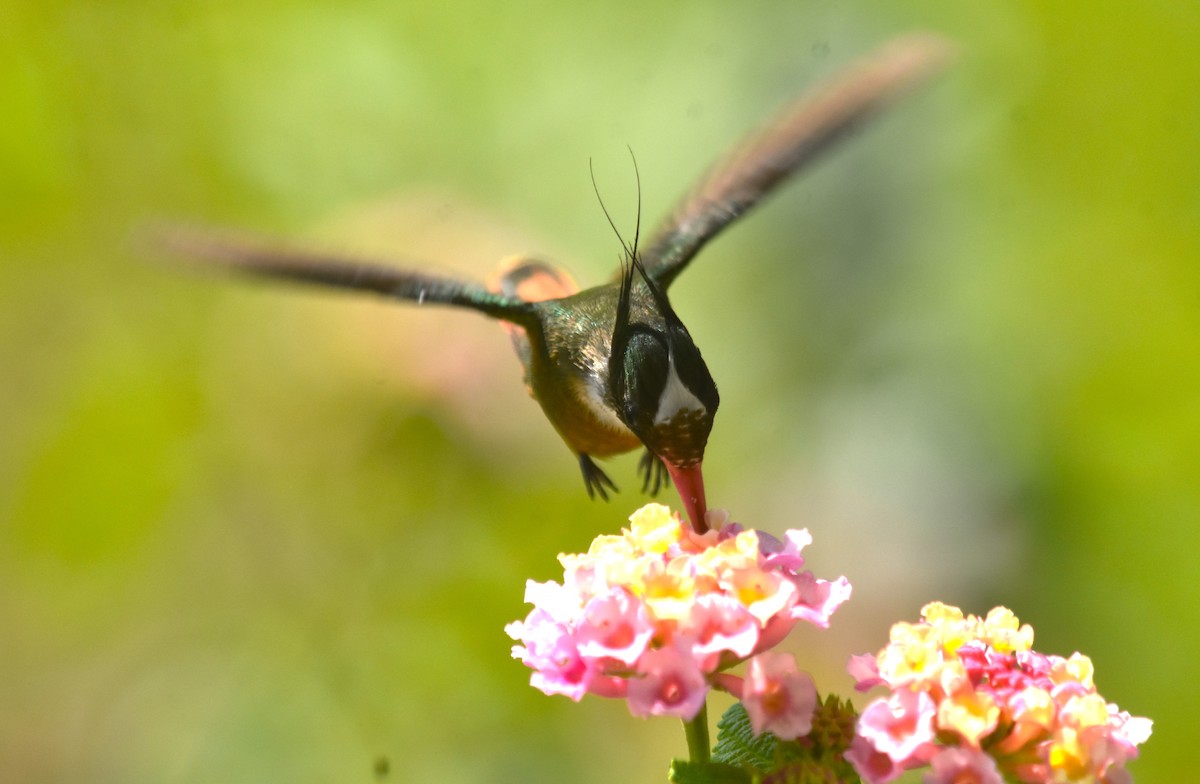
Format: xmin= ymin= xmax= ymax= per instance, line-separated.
xmin=151 ymin=224 xmax=538 ymax=326
xmin=639 ymin=33 xmax=954 ymax=290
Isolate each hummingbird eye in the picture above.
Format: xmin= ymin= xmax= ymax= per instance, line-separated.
xmin=617 ymin=329 xmax=671 ymax=424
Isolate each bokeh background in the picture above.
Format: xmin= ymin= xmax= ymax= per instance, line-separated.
xmin=2 ymin=2 xmax=1196 ymax=782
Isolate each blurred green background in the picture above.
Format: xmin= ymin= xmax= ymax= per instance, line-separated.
xmin=2 ymin=1 xmax=1196 ymax=782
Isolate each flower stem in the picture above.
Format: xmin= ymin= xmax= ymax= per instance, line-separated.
xmin=683 ymin=700 xmax=711 ymax=763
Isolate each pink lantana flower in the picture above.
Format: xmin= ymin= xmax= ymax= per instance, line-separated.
xmin=789 ymin=569 xmax=853 ymax=628
xmin=925 ymin=746 xmax=1002 ymax=784
xmin=504 ymin=609 xmax=594 ymax=701
xmin=848 ymin=652 xmax=884 ymax=692
xmin=689 ymin=594 xmax=760 ymax=661
xmin=574 ymin=587 xmax=654 ymax=665
xmin=627 ymin=641 xmax=709 ymax=719
xmin=741 ymin=651 xmax=818 ymax=740
xmin=850 ymin=603 xmax=1152 ymax=784
xmin=846 ymin=734 xmax=906 ymax=784
xmin=857 ymin=687 xmax=937 ymax=763
xmin=507 ymin=503 xmax=849 ymax=724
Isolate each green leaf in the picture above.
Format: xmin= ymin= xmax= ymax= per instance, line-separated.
xmin=710 ymin=698 xmax=863 ymax=783
xmin=668 ymin=759 xmax=751 ymax=784
xmin=712 ymin=703 xmax=778 ymax=768
xmin=749 ymin=760 xmax=851 ymax=783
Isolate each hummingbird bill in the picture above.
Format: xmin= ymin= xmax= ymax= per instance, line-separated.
xmin=155 ymin=34 xmax=952 ymax=530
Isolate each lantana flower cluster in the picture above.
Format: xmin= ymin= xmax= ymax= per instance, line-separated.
xmin=506 ymin=503 xmax=851 ymax=737
xmin=847 ymin=602 xmax=1152 ymax=784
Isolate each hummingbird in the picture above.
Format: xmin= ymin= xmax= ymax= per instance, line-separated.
xmin=155 ymin=34 xmax=950 ymax=530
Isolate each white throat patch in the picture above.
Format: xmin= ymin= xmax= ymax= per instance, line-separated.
xmin=654 ymin=356 xmax=707 ymax=425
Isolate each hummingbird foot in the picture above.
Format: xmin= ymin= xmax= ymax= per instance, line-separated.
xmin=637 ymin=449 xmax=668 ymax=496
xmin=665 ymin=461 xmax=709 ymax=533
xmin=579 ymin=454 xmax=618 ymax=501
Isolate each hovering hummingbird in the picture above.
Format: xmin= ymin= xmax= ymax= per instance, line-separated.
xmin=156 ymin=34 xmax=950 ymax=530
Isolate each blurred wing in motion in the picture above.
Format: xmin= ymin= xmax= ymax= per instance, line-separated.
xmin=641 ymin=32 xmax=954 ymax=290
xmin=151 ymin=224 xmax=538 ymax=325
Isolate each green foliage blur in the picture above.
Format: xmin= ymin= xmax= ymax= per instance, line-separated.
xmin=2 ymin=2 xmax=1195 ymax=782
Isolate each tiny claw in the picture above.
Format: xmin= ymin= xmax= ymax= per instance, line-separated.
xmin=579 ymin=454 xmax=618 ymax=501
xmin=638 ymin=449 xmax=668 ymax=496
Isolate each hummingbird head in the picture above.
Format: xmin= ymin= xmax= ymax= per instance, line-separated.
xmin=592 ymin=157 xmax=718 ymax=528
xmin=610 ymin=326 xmax=718 ymax=467
xmin=608 ymin=258 xmax=719 ymax=527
